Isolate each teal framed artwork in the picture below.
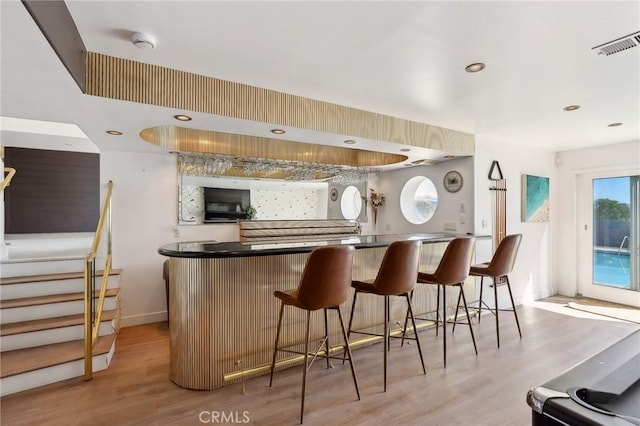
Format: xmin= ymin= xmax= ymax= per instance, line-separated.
xmin=522 ymin=174 xmax=549 ymax=223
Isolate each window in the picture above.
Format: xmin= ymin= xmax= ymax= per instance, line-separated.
xmin=400 ymin=176 xmax=438 ymax=224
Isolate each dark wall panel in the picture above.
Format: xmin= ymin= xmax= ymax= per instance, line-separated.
xmin=4 ymin=148 xmax=99 ymax=233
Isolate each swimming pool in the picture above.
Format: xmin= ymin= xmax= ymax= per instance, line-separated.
xmin=593 ymin=250 xmax=630 ymax=289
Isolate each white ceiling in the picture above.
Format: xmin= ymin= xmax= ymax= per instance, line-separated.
xmin=1 ymin=1 xmax=639 ymax=163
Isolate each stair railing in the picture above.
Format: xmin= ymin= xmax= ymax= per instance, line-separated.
xmin=1 ymin=167 xmax=16 ymax=191
xmin=84 ymin=180 xmax=113 ymax=380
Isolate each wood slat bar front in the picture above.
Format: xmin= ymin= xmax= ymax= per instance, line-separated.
xmin=160 ymin=234 xmax=483 ymax=390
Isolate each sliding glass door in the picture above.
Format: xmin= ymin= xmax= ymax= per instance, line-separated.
xmin=592 ymin=176 xmax=638 ymax=290
xmin=579 ymin=171 xmax=640 ymax=306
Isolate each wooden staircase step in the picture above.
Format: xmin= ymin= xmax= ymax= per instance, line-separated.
xmin=0 ymin=269 xmax=122 ymax=286
xmin=0 ymin=333 xmax=116 ymax=378
xmin=0 ymin=288 xmax=119 ymax=310
xmin=0 ymin=309 xmax=117 ymax=336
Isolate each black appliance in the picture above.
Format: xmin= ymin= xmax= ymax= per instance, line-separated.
xmin=203 ymin=187 xmax=250 ymax=222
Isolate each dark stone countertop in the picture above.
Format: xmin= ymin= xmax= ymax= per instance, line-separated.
xmin=158 ymin=233 xmax=491 ymax=259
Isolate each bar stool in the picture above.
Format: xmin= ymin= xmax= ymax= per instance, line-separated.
xmin=468 ymin=233 xmax=522 ymax=348
xmin=406 ymin=237 xmax=476 ymax=368
xmin=346 ymin=240 xmax=426 ymax=392
xmin=269 ymin=245 xmax=359 ymax=424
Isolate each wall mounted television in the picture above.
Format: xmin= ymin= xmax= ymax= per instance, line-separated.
xmin=203 ymin=187 xmax=250 ymax=222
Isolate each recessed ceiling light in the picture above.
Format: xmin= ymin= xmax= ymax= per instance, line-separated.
xmin=168 ymin=151 xmax=180 ymax=155
xmin=607 ymin=122 xmax=623 ymax=127
xmin=64 ymin=143 xmax=72 ymax=147
xmin=465 ymin=63 xmax=486 ymax=73
xmin=174 ymin=114 xmax=192 ymax=121
xmin=400 ymin=148 xmax=411 ymax=152
xmin=444 ymin=155 xmax=455 ymax=159
xmin=271 ymin=129 xmax=286 ymax=135
xmin=563 ymin=105 xmax=580 ymax=111
xmin=106 ymin=130 xmax=122 ymax=135
xmin=344 ymin=139 xmax=356 ymax=145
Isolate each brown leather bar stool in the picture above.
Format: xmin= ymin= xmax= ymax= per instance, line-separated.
xmin=406 ymin=237 xmax=477 ymax=368
xmin=269 ymin=245 xmax=359 ymax=424
xmin=468 ymin=234 xmax=522 ymax=348
xmin=346 ymin=240 xmax=426 ymax=392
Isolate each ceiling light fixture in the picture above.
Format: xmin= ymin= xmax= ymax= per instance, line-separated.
xmin=344 ymin=139 xmax=356 ymax=145
xmin=168 ymin=151 xmax=181 ymax=155
xmin=563 ymin=105 xmax=580 ymax=111
xmin=465 ymin=63 xmax=486 ymax=73
xmin=607 ymin=122 xmax=623 ymax=127
xmin=444 ymin=155 xmax=455 ymax=159
xmin=400 ymin=148 xmax=411 ymax=152
xmin=131 ymin=32 xmax=156 ymax=50
xmin=270 ymin=129 xmax=286 ymax=135
xmin=106 ymin=130 xmax=123 ymax=135
xmin=174 ymin=114 xmax=192 ymax=121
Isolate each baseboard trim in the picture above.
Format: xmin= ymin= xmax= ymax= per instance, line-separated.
xmin=120 ymin=311 xmax=167 ymax=327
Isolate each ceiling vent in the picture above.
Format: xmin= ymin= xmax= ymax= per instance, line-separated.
xmin=592 ymin=31 xmax=640 ymax=56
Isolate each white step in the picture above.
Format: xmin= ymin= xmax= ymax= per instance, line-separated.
xmin=0 ymin=336 xmax=116 ymax=397
xmin=1 ymin=258 xmax=87 ymax=278
xmin=1 ymin=320 xmax=115 ymax=352
xmin=0 ymin=273 xmax=120 ymax=299
xmin=1 ymin=292 xmax=119 ymax=324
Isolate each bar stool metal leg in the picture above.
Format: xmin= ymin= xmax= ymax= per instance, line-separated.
xmin=343 ymin=291 xmax=359 ymax=364
xmin=452 ymin=287 xmax=463 ymax=332
xmin=436 ymin=284 xmax=441 ymax=336
xmin=323 ymin=309 xmax=330 ymax=369
xmin=494 ymin=277 xmax=500 ymax=348
xmin=400 ymin=290 xmax=412 ymax=347
xmin=506 ymin=277 xmax=522 ymax=338
xmin=269 ymin=303 xmax=285 ymax=387
xmin=300 ymin=310 xmax=311 ymax=424
xmin=383 ymin=296 xmax=389 ymax=392
xmin=442 ymin=285 xmax=447 ymax=368
xmin=405 ymin=293 xmax=427 ymax=375
xmin=336 ymin=307 xmax=361 ymax=400
xmin=459 ymin=287 xmax=478 ymax=355
xmin=478 ymin=276 xmax=484 ymax=324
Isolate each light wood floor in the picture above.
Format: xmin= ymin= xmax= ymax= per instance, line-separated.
xmin=1 ymin=301 xmax=639 ymax=426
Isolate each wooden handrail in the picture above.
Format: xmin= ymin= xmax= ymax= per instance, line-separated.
xmin=84 ymin=180 xmax=113 ymax=380
xmin=1 ymin=167 xmax=16 ymax=191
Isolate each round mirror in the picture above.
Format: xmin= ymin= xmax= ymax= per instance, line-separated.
xmin=400 ymin=176 xmax=438 ymax=224
xmin=340 ymin=186 xmax=362 ymax=219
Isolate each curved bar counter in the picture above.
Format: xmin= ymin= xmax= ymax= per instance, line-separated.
xmin=159 ymin=233 xmax=488 ymax=390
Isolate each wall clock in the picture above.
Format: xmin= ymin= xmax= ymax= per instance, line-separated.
xmin=330 ymin=188 xmax=339 ymax=201
xmin=443 ymin=170 xmax=463 ymax=193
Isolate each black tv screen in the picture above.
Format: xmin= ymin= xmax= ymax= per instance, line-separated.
xmin=203 ymin=188 xmax=250 ymax=221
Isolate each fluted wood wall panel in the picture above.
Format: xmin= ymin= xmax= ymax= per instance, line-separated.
xmin=168 ymin=242 xmax=475 ymax=390
xmin=87 ymin=53 xmax=474 ymax=155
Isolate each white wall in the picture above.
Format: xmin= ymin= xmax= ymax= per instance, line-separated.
xmin=553 ymin=140 xmax=640 ymax=300
xmin=372 ymin=157 xmax=475 ymax=235
xmin=101 ymin=151 xmax=239 ymax=326
xmin=101 ymin=139 xmax=561 ymax=326
xmin=473 ymin=138 xmax=556 ymax=306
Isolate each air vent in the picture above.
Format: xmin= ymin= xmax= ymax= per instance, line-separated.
xmin=592 ymin=31 xmax=640 ymax=56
